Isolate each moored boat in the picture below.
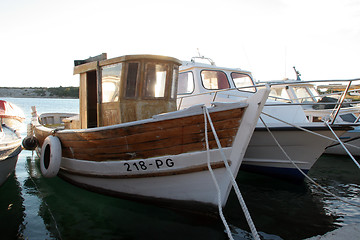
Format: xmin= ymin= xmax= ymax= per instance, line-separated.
xmin=177 ymin=57 xmax=355 ymax=180
xmin=263 ymin=78 xmax=360 ymax=156
xmin=0 ymin=100 xmax=25 ymax=186
xmin=28 ymin=54 xmax=269 ymax=210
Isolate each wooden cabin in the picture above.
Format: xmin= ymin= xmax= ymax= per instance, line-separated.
xmin=72 ymin=54 xmax=182 ymax=129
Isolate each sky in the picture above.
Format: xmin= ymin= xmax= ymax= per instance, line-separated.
xmin=0 ymin=0 xmax=359 ymax=87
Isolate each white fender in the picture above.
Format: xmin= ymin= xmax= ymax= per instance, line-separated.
xmin=40 ymin=135 xmax=62 ymax=178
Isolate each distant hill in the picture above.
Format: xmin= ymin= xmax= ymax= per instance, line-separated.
xmin=0 ymin=87 xmax=79 ymax=98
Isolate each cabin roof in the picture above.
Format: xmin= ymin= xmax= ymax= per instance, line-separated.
xmin=179 ymin=61 xmax=251 ymax=75
xmin=74 ymin=54 xmax=182 ymax=75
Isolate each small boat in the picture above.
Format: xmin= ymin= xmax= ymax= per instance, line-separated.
xmin=0 ymin=100 xmax=24 ymax=186
xmin=28 ymin=54 xmax=269 ymax=209
xmin=177 ymin=56 xmax=355 ymax=180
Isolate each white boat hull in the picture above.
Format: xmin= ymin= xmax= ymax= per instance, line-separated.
xmin=241 ymin=126 xmax=347 ymax=180
xmin=0 ymin=151 xmax=20 ymax=186
xmin=0 ymin=127 xmax=22 ymax=186
xmin=59 ymin=149 xmax=233 ymax=207
xmin=324 ymin=127 xmax=360 ymax=156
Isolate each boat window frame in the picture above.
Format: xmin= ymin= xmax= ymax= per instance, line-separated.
xmin=230 ymin=72 xmax=257 ymax=93
xmin=171 ymin=65 xmax=179 ymax=99
xmin=200 ymin=69 xmax=230 ymax=90
xmin=178 ymin=71 xmax=195 ymax=95
xmin=123 ymin=61 xmax=141 ymax=99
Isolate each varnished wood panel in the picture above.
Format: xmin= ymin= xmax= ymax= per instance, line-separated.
xmin=35 ymin=107 xmax=245 ymax=162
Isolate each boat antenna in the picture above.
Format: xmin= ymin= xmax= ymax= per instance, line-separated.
xmin=191 ymin=48 xmax=216 ymax=65
xmin=197 ymin=48 xmax=202 ymax=58
xmin=293 ymin=66 xmax=301 ymax=81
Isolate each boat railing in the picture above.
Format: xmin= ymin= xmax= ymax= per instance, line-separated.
xmin=177 ymin=78 xmax=360 ymax=123
xmin=262 ymin=78 xmax=360 ymax=123
xmin=177 ymin=85 xmax=257 ymax=110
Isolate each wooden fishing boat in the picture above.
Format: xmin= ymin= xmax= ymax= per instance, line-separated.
xmin=0 ymin=100 xmax=24 ymax=186
xmin=28 ymin=54 xmax=269 ymax=209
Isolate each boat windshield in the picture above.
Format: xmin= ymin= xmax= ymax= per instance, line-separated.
xmin=269 ymin=87 xmax=291 ymax=102
xmin=144 ymin=63 xmax=168 ymax=98
xmin=178 ymin=72 xmax=194 ymax=94
xmin=293 ymin=86 xmax=317 ymax=103
xmin=231 ymin=72 xmax=256 ymax=92
xmin=101 ymin=63 xmax=122 ymax=103
xmin=201 ymin=70 xmax=230 ymax=90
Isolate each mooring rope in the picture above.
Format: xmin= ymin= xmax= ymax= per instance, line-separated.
xmin=203 ymin=107 xmax=234 ymax=240
xmin=324 ymin=121 xmax=360 ymax=169
xmin=203 ymin=106 xmax=260 ymax=240
xmin=259 ymin=116 xmax=360 ymax=208
xmin=261 ymin=112 xmax=360 ymax=150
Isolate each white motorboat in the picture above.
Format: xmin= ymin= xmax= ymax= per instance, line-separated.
xmin=177 ymin=57 xmax=354 ymax=180
xmin=264 ymin=78 xmax=360 ymax=156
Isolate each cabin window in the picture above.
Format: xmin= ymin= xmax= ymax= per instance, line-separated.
xmin=269 ymin=88 xmax=291 ymax=102
xmin=293 ymin=87 xmax=315 ymax=103
xmin=231 ymin=72 xmax=256 ymax=92
xmin=201 ymin=70 xmax=230 ymax=90
xmin=178 ymin=72 xmax=194 ymax=94
xmin=171 ymin=66 xmax=179 ymax=99
xmin=101 ymin=63 xmax=122 ymax=103
xmin=125 ymin=62 xmax=139 ymax=98
xmin=144 ymin=63 xmax=168 ymax=98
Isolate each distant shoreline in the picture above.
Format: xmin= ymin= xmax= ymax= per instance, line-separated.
xmin=0 ymin=87 xmax=79 ymax=99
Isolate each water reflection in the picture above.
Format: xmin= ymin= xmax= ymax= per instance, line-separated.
xmin=224 ymin=154 xmax=360 ymax=240
xmin=226 ymin=172 xmax=338 ymax=240
xmin=0 ymin=173 xmax=25 ymax=239
xmin=2 ymin=144 xmax=359 ymax=239
xmin=25 ymin=155 xmax=227 ymax=240
xmin=308 ymin=154 xmax=360 ymax=227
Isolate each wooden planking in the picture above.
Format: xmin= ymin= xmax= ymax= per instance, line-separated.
xmin=61 ymin=110 xmax=243 ymax=161
xmin=36 ymin=107 xmax=245 ymax=161
xmin=59 ymin=118 xmax=240 ymax=149
xmin=64 ymin=138 xmax=233 ymax=161
xmin=63 ymin=127 xmax=237 ymax=152
xmin=57 ymin=108 xmax=245 ymax=141
xmin=61 ymin=127 xmax=237 ymax=160
xmin=33 ymin=128 xmax=52 ymax=147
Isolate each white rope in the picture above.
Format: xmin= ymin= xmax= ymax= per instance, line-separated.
xmin=259 ymin=116 xmax=360 ymax=208
xmin=324 ymin=121 xmax=360 ymax=169
xmin=203 ymin=106 xmax=260 ymax=240
xmin=203 ymin=108 xmax=234 ymax=240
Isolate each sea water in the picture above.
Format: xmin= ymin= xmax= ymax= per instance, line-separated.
xmin=0 ymin=97 xmax=359 ymax=240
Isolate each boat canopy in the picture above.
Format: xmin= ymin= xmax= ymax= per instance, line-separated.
xmin=0 ymin=100 xmax=25 ymax=121
xmin=73 ymin=54 xmax=182 ymax=128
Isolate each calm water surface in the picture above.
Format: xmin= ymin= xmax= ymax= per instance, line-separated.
xmin=1 ymin=97 xmax=359 ymax=240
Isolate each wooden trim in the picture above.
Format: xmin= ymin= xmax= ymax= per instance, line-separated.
xmin=99 ymin=55 xmax=182 ymax=67
xmin=73 ymin=61 xmax=98 ymax=75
